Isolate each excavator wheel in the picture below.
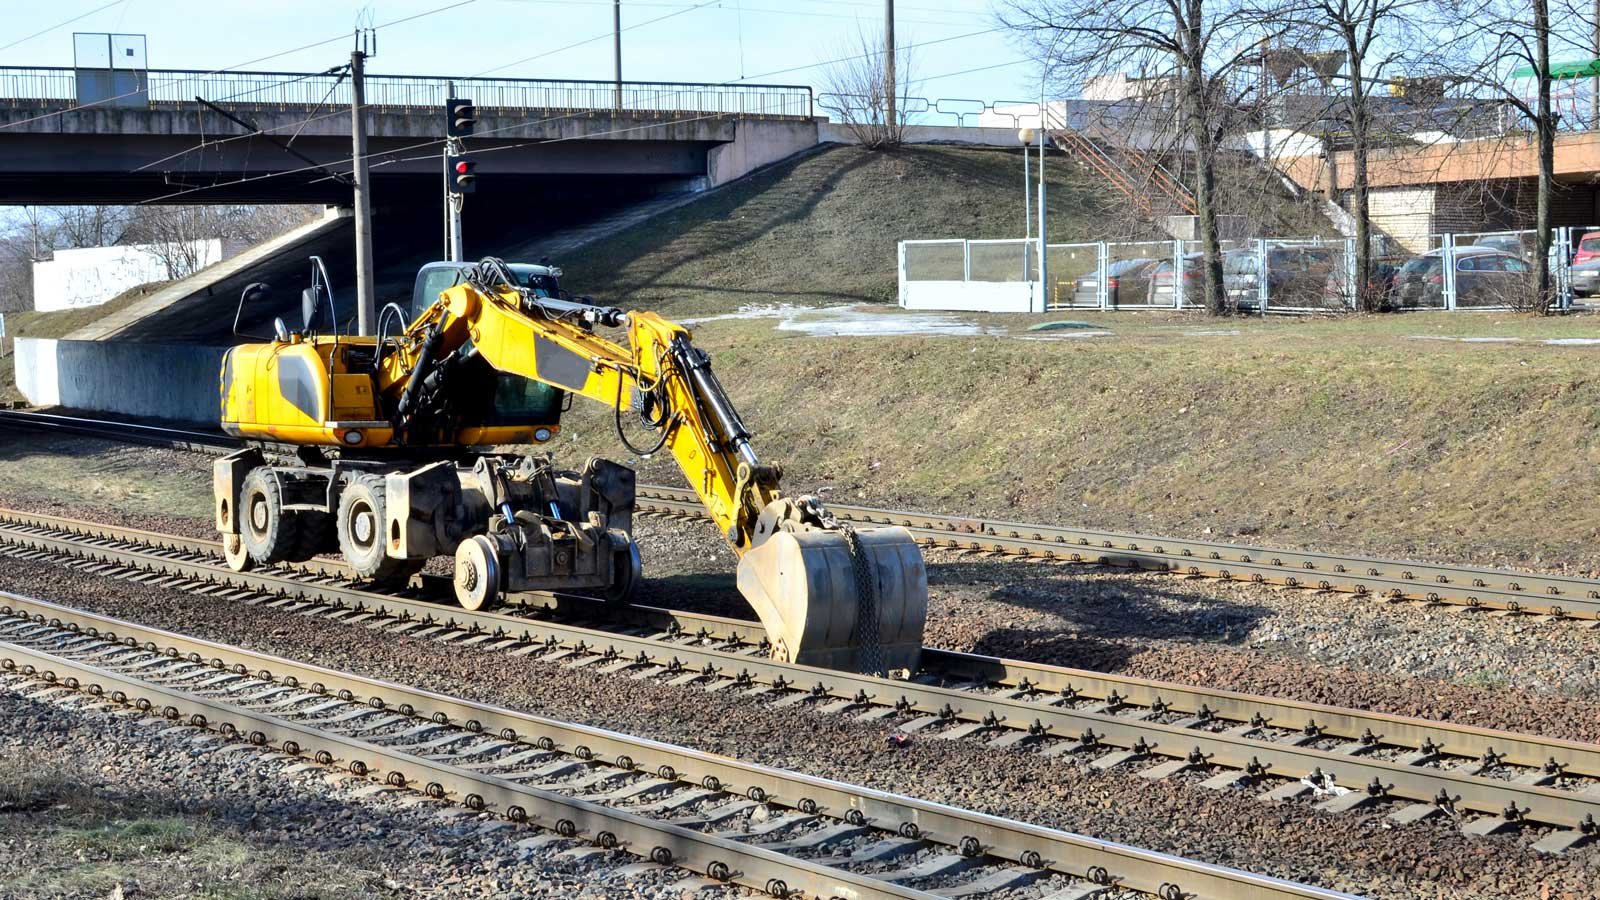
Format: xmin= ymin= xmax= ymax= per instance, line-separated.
xmin=336 ymin=474 xmax=419 ymax=587
xmin=240 ymin=469 xmax=295 ymax=565
xmin=453 ymin=535 xmax=501 ymax=611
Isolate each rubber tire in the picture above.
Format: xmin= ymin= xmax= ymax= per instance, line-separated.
xmin=240 ymin=468 xmax=294 ymax=565
xmin=336 ymin=473 xmax=417 ymax=586
xmin=286 ymin=511 xmax=335 ymax=563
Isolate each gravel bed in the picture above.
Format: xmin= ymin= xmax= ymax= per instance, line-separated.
xmin=627 ymin=516 xmax=1600 ymax=744
xmin=0 ymin=680 xmax=710 ymax=898
xmin=2 ymin=557 xmax=1597 ymax=899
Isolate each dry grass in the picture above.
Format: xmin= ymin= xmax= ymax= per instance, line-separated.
xmin=555 ymin=308 xmax=1600 ymax=572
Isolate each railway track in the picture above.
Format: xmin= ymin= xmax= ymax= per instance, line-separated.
xmin=7 ymin=407 xmax=1600 ymax=622
xmin=2 ymin=507 xmax=1598 ymax=856
xmin=0 ymin=590 xmax=1362 ymax=900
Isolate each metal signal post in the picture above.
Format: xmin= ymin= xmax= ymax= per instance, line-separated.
xmin=443 ymin=94 xmax=476 ymax=262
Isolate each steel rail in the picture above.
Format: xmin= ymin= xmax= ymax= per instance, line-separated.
xmin=7 ymin=409 xmax=1599 ymax=620
xmin=0 ymin=592 xmax=1360 ymax=900
xmin=1 ymin=512 xmax=1598 ymax=847
xmin=634 ymin=488 xmax=1600 ymax=622
xmin=0 ymin=641 xmax=922 ymax=900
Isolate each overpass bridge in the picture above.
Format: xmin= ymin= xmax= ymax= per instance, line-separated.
xmin=0 ymin=66 xmax=819 ymax=208
xmin=1271 ymin=130 xmax=1600 ymax=249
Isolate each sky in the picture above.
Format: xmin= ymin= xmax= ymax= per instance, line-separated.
xmin=1 ymin=0 xmax=1039 ymax=114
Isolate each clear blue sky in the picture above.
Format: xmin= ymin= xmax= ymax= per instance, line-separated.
xmin=3 ymin=1 xmax=1038 ymax=111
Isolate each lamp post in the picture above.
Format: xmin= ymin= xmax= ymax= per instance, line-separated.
xmin=1036 ymin=106 xmax=1048 ymax=311
xmin=1018 ymin=127 xmax=1035 ymax=248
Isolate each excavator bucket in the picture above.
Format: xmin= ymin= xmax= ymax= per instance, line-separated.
xmin=736 ymin=526 xmax=927 ymax=674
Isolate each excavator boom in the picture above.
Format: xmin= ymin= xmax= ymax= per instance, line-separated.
xmin=388 ymin=260 xmax=927 ymax=672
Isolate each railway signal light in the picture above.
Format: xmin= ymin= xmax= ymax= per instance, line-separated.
xmin=449 ymin=155 xmax=477 ymax=193
xmin=446 ymin=97 xmax=476 ymax=137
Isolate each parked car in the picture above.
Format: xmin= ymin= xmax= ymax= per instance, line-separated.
xmin=1471 ymin=234 xmax=1529 ymax=260
xmin=1570 ymin=257 xmax=1600 ymax=298
xmin=1147 ymin=252 xmax=1205 ymax=306
xmin=1224 ymin=245 xmax=1339 ymax=309
xmin=1069 ymin=257 xmax=1159 ymax=307
xmin=1390 ymin=247 xmax=1531 ymax=308
xmin=1574 ymin=231 xmax=1600 ymax=265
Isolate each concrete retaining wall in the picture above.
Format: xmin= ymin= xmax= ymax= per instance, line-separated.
xmin=14 ymin=337 xmax=226 ymax=424
xmin=707 ymin=119 xmax=822 ymax=187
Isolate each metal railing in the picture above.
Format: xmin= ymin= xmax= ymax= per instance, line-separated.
xmin=901 ymin=229 xmax=1590 ymax=314
xmin=0 ymin=66 xmax=813 ymax=118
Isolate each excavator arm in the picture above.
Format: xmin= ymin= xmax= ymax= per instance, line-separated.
xmin=380 ymin=259 xmax=926 ymax=673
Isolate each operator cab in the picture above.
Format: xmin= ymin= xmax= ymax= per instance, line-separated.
xmin=409 ymin=260 xmax=567 ymax=429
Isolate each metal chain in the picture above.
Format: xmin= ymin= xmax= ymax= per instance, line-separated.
xmin=838 ymin=522 xmax=885 ymax=678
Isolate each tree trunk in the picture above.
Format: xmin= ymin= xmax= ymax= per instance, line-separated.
xmin=1345 ymin=29 xmax=1374 ymax=311
xmin=1535 ymin=0 xmax=1554 ymax=314
xmin=1184 ymin=69 xmax=1225 ymax=314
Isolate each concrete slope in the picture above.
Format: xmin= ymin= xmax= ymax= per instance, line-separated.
xmin=67 ymin=209 xmax=352 ymax=342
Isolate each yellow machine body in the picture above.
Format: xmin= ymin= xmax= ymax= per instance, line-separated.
xmin=219 ymin=336 xmax=557 ymax=450
xmin=216 ymin=259 xmax=926 ymax=673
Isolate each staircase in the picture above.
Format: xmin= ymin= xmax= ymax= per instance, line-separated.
xmin=1044 ymin=106 xmax=1196 ymax=218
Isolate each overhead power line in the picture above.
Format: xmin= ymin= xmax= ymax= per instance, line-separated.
xmin=137 ymin=26 xmax=1006 ymax=205
xmin=0 ymin=0 xmax=131 ymax=54
xmin=0 ymin=0 xmax=480 ymax=133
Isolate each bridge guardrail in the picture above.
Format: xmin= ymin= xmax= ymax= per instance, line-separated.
xmin=0 ymin=66 xmax=813 ymax=119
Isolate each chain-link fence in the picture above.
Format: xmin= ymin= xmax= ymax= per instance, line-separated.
xmin=902 ymin=229 xmax=1596 ymax=314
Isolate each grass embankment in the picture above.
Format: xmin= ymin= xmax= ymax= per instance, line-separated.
xmin=565 ymin=144 xmax=1147 ymax=317
xmin=555 ymin=309 xmax=1600 ymax=572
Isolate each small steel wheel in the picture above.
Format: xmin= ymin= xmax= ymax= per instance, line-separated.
xmin=454 ymin=535 xmax=501 ymax=611
xmin=221 ymin=531 xmax=253 ymax=572
xmin=603 ymin=540 xmax=642 ymax=604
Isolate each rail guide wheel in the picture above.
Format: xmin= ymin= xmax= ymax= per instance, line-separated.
xmin=454 ymin=534 xmax=501 ymax=611
xmin=221 ymin=532 xmax=253 ymax=572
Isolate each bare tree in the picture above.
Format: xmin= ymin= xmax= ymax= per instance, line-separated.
xmin=1274 ymin=0 xmax=1425 ymax=309
xmin=50 ymin=205 xmax=133 ymax=249
xmin=821 ymin=25 xmax=917 ymax=150
xmin=1434 ymin=0 xmax=1593 ymax=312
xmin=126 ymin=204 xmax=320 ymax=279
xmin=1000 ymin=0 xmax=1286 ymax=314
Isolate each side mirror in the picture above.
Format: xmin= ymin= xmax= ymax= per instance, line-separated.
xmin=302 ymin=287 xmax=325 ymax=332
xmin=233 ymin=282 xmax=273 ymax=339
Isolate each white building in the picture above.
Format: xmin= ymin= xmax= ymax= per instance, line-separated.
xmin=31 ymin=240 xmax=237 ymax=312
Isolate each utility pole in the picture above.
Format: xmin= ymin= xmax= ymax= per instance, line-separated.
xmin=613 ymin=0 xmax=623 ymax=111
xmin=884 ymin=0 xmax=895 ymax=132
xmin=350 ymin=45 xmax=376 ymax=336
xmin=1592 ymin=0 xmax=1598 ymax=128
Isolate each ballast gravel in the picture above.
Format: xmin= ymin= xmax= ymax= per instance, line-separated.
xmin=1 ymin=555 xmax=1597 ymax=899
xmin=0 ymin=685 xmax=712 ymax=899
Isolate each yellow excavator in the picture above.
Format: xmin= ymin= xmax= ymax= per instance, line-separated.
xmin=213 ymin=257 xmax=926 ymax=673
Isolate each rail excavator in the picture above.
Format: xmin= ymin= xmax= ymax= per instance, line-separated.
xmin=213 ymin=257 xmax=926 ymax=673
